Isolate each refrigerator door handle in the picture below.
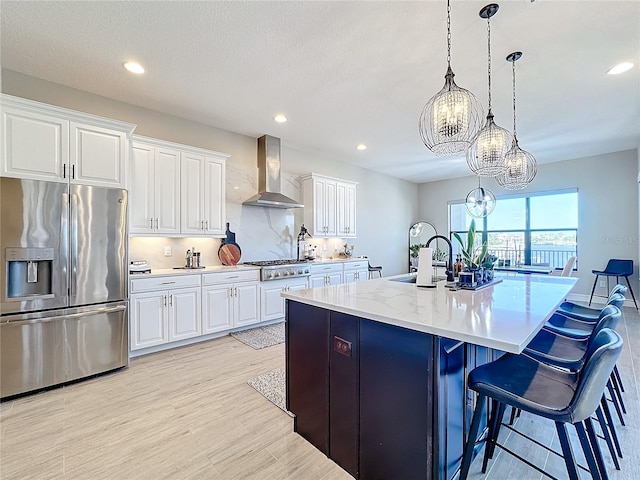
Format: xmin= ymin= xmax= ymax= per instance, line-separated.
xmin=61 ymin=192 xmax=70 ymax=294
xmin=70 ymin=193 xmax=79 ymax=298
xmin=2 ymin=304 xmax=127 ymax=325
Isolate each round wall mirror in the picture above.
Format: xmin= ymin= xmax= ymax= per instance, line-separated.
xmin=409 ymin=221 xmax=440 ymax=272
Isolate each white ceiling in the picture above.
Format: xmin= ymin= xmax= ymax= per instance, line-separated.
xmin=1 ymin=1 xmax=639 ymax=184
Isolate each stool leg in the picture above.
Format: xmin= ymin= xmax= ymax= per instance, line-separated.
xmin=589 ymin=275 xmax=599 ymax=306
xmin=613 ymin=365 xmax=625 ymax=393
xmin=595 ymin=406 xmax=620 ymax=469
xmin=460 ymin=393 xmax=487 ymax=480
xmin=482 ymin=400 xmax=507 ymax=472
xmin=624 ymin=276 xmax=639 ymax=309
xmin=607 ymin=381 xmax=625 ymax=426
xmin=575 ymin=421 xmax=603 ymax=480
xmin=556 ymin=422 xmax=580 ymax=480
xmin=610 ymin=373 xmax=626 ymax=414
xmin=601 ymin=396 xmax=623 ymax=458
xmin=585 ymin=417 xmax=609 ymax=480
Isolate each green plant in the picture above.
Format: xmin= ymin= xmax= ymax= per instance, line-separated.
xmin=410 ymin=243 xmax=425 ymax=259
xmin=453 ymin=219 xmax=489 ymax=269
xmin=432 ymin=247 xmax=448 ymax=263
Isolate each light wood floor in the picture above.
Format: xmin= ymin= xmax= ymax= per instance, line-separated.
xmin=1 ymin=307 xmax=638 ymax=480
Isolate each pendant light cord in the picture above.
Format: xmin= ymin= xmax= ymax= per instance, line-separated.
xmin=512 ymin=59 xmax=518 ymax=139
xmin=486 ymin=16 xmax=492 ymax=112
xmin=446 ymin=0 xmax=452 ymax=67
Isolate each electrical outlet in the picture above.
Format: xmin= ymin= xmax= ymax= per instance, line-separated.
xmin=164 ymin=246 xmax=172 ymax=257
xmin=599 ymin=280 xmax=606 ymax=288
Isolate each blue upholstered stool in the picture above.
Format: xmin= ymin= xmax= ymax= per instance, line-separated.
xmin=544 ymin=295 xmax=625 ymax=339
xmin=558 ymin=284 xmax=627 ymax=320
xmin=589 ymin=259 xmax=637 ymax=309
xmin=524 ymin=305 xmax=624 ymax=468
xmin=459 ymin=328 xmax=623 ymax=480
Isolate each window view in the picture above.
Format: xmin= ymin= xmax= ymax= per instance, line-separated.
xmin=449 ymin=190 xmax=578 ymax=270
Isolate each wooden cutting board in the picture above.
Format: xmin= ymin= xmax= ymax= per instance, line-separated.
xmin=218 ymin=222 xmax=242 ymax=265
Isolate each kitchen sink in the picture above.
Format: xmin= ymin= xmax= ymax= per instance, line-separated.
xmin=388 ymin=275 xmax=417 ymax=283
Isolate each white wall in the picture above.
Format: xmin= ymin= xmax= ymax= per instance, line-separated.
xmin=418 ymin=150 xmax=640 ymax=299
xmin=2 ymin=69 xmax=418 ymax=276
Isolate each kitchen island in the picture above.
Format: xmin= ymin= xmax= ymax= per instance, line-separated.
xmin=282 ymin=274 xmax=577 ymax=480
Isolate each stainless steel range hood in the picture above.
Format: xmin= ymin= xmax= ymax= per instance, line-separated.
xmin=243 ymin=135 xmax=304 ymax=209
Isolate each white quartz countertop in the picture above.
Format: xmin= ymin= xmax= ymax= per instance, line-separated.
xmin=282 ymin=273 xmax=578 ymax=354
xmin=130 ymin=264 xmax=261 ymax=278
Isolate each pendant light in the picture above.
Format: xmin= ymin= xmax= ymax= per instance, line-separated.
xmin=496 ymin=52 xmax=537 ymax=190
xmin=465 ymin=177 xmax=496 ymax=218
xmin=419 ymin=0 xmax=483 ymax=157
xmin=466 ymin=4 xmax=512 ymax=177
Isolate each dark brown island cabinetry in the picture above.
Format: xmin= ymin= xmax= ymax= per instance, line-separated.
xmin=285 ymin=300 xmax=499 ymax=480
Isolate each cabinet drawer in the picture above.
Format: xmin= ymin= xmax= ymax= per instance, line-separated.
xmin=130 ymin=274 xmax=201 ymax=293
xmin=202 ymin=269 xmax=259 ymax=286
xmin=343 ymin=261 xmax=367 ymax=271
xmin=311 ymin=263 xmax=343 ymax=274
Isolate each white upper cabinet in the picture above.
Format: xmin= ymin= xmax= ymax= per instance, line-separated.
xmin=337 ymin=181 xmax=357 ymax=237
xmin=180 ymin=152 xmax=227 ymax=236
xmin=301 ymin=173 xmax=357 ymax=238
xmin=130 ymin=135 xmax=228 ymax=237
xmin=1 ymin=94 xmax=135 ymax=188
xmin=130 ymin=139 xmax=181 ymax=234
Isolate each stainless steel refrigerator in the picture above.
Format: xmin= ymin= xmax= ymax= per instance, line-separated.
xmin=0 ymin=177 xmax=129 ymax=398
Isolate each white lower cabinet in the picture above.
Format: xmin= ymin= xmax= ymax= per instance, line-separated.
xmin=130 ymin=274 xmax=202 ymax=351
xmin=309 ymin=263 xmax=343 ymax=287
xmin=343 ymin=260 xmax=369 ymax=283
xmin=261 ymin=277 xmax=308 ymax=322
xmin=202 ymin=270 xmax=260 ymax=334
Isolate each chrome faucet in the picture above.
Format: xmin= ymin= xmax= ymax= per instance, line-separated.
xmin=426 ymin=235 xmax=455 ymax=282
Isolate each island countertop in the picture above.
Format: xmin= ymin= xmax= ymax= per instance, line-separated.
xmin=282 ymin=273 xmax=577 ymax=354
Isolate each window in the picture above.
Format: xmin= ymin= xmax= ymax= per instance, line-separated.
xmin=449 ymin=190 xmax=578 ymax=270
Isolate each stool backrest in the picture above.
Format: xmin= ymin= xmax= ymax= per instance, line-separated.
xmin=588 ymin=305 xmax=622 ymax=343
xmin=571 ymin=328 xmax=623 ymax=423
xmin=609 ymin=284 xmax=627 ymax=299
xmin=605 ymin=259 xmax=633 ymax=276
xmin=606 ymin=293 xmax=626 ymax=310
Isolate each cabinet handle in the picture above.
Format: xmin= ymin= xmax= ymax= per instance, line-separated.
xmin=169 ymin=294 xmax=173 ymax=307
xmin=205 ymin=220 xmax=208 ymax=231
xmin=150 ymin=218 xmax=154 ymax=229
xmin=201 ymin=220 xmax=204 ymax=230
xmin=229 ymin=287 xmax=233 ymax=298
xmin=155 ymin=218 xmax=159 ymax=229
xmin=63 ymin=164 xmax=66 ymax=179
xmin=72 ymin=164 xmax=75 ymax=179
xmin=163 ymin=295 xmax=167 ymax=307
xmin=160 ymin=281 xmax=176 ymax=285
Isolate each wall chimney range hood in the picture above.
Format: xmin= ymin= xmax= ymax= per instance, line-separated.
xmin=243 ymin=135 xmax=304 ymax=209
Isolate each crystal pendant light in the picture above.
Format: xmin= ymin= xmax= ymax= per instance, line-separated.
xmin=466 ymin=4 xmax=512 ymax=177
xmin=419 ymin=0 xmax=483 ymax=157
xmin=496 ymin=52 xmax=537 ymax=190
xmin=465 ymin=177 xmax=496 ymax=218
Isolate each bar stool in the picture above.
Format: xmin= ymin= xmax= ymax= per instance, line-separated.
xmin=460 ymin=328 xmax=623 ymax=480
xmin=559 ymin=284 xmax=627 ymax=320
xmin=361 ymin=256 xmax=382 ymax=279
xmin=544 ymin=294 xmax=625 ymax=338
xmin=589 ymin=259 xmax=637 ymax=309
xmin=524 ymin=305 xmax=625 ymax=466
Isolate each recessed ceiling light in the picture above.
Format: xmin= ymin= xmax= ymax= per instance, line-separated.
xmin=123 ymin=61 xmax=145 ymax=74
xmin=607 ymin=62 xmax=634 ymax=75
xmin=274 ymin=114 xmax=287 ymax=123
xmin=356 ymin=144 xmax=367 ymax=151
